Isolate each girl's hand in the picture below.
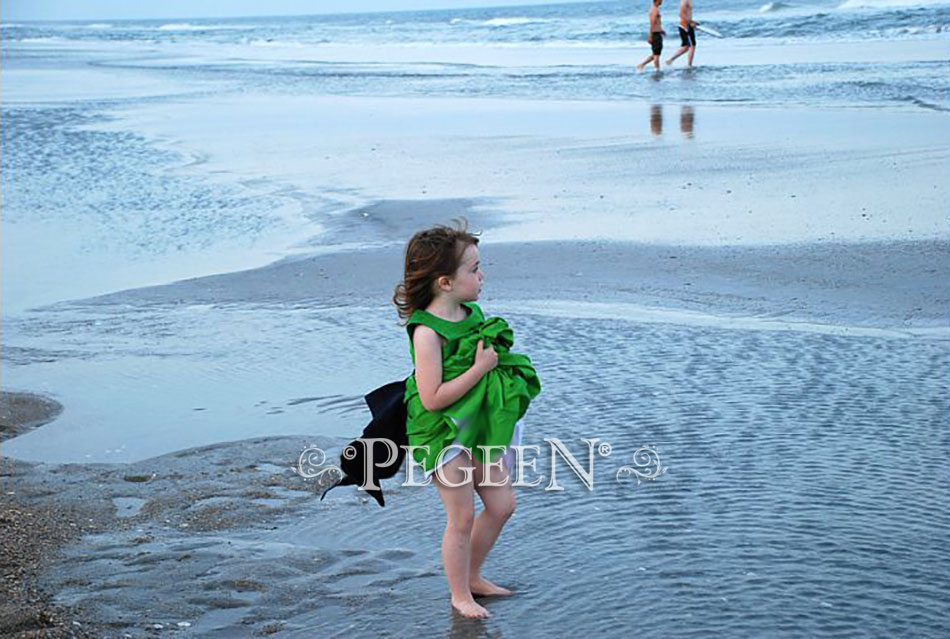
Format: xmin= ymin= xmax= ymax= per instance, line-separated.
xmin=474 ymin=339 xmax=498 ymax=375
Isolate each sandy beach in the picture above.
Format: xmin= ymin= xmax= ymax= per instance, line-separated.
xmin=2 ymin=392 xmax=104 ymax=638
xmin=3 ymin=1 xmax=949 ymax=636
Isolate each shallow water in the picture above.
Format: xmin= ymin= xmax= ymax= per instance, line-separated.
xmin=2 ymin=301 xmax=399 ymax=462
xmin=35 ymin=308 xmax=949 ymax=636
xmin=274 ymin=309 xmax=950 ymax=635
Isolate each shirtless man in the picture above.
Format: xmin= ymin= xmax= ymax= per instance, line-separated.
xmin=636 ymin=0 xmax=665 ymax=73
xmin=666 ymin=0 xmax=698 ymax=67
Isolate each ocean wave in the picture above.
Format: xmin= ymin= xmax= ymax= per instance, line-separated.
xmin=156 ymin=23 xmax=253 ymax=31
xmin=245 ymin=38 xmax=329 ymax=47
xmin=483 ymin=17 xmax=551 ymax=27
xmin=17 ymin=37 xmax=67 ymax=43
xmin=889 ymin=24 xmax=947 ymax=34
xmin=447 ymin=16 xmax=552 ymax=28
xmin=55 ymin=22 xmax=115 ymax=30
xmin=838 ymin=0 xmax=949 ymax=8
xmin=759 ymin=2 xmax=793 ymax=11
xmin=158 ymin=23 xmax=205 ymax=31
xmin=896 ymin=96 xmax=950 ymax=112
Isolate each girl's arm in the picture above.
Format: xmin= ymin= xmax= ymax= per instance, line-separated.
xmin=413 ymin=325 xmax=497 ymax=412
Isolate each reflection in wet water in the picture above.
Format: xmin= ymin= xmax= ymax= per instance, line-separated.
xmin=681 ymin=105 xmax=695 ymax=139
xmin=650 ymin=105 xmax=696 ymax=139
xmin=650 ymin=104 xmax=663 ymax=137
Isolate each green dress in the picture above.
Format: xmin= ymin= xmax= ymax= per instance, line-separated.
xmin=404 ymin=301 xmax=541 ymax=475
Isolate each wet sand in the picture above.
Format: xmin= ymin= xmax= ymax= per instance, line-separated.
xmin=88 ymin=224 xmax=949 ymax=331
xmin=1 ymin=410 xmax=481 ymax=637
xmin=1 ymin=392 xmax=103 ymax=638
xmin=0 ymin=391 xmax=63 ymax=442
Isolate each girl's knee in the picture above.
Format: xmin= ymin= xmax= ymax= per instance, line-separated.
xmin=487 ymin=491 xmax=516 ymax=521
xmin=446 ymin=507 xmax=475 ymax=534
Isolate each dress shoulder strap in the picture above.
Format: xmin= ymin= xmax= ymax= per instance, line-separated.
xmin=406 ymin=302 xmax=483 ymax=341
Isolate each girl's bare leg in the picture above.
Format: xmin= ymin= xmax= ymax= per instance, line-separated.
xmin=434 ymin=451 xmax=490 ymax=618
xmin=469 ymin=455 xmax=516 ymax=597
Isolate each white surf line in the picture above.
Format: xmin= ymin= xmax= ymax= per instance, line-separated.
xmin=491 ymin=300 xmax=950 ymax=340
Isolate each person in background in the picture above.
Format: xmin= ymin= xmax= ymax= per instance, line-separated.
xmin=636 ymin=0 xmax=666 ymax=73
xmin=666 ymin=0 xmax=698 ymax=67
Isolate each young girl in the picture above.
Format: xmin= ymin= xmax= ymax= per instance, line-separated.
xmin=393 ymin=219 xmax=541 ymax=619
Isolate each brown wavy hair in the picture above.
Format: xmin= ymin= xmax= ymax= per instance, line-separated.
xmin=393 ymin=218 xmax=480 ymax=322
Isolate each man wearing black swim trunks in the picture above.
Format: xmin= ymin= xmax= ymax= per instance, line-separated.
xmin=636 ymin=0 xmax=666 ymax=73
xmin=666 ymin=0 xmax=698 ymax=67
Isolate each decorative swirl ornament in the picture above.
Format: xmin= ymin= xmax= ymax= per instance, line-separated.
xmin=293 ymin=445 xmax=343 ymax=482
xmin=615 ymin=445 xmax=667 ymax=486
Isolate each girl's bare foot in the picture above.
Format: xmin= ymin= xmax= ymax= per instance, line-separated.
xmin=470 ymin=576 xmax=513 ymax=597
xmin=452 ymin=597 xmax=491 ymax=618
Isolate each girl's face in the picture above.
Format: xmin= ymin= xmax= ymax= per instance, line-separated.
xmin=447 ymin=243 xmax=483 ymax=302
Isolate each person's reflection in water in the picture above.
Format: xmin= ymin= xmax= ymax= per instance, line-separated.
xmin=650 ymin=104 xmax=663 ymax=137
xmin=680 ymin=105 xmax=695 ymax=139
